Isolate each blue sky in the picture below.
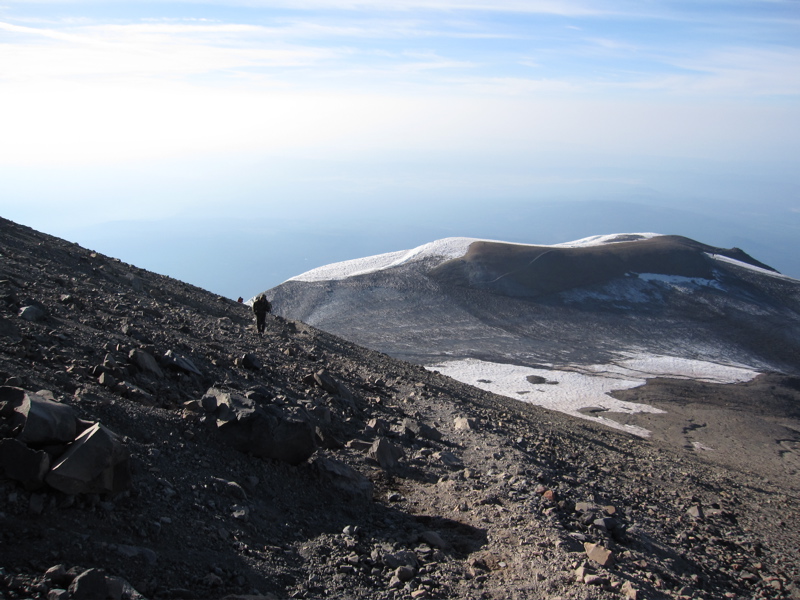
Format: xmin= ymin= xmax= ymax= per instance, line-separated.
xmin=1 ymin=1 xmax=799 ymax=298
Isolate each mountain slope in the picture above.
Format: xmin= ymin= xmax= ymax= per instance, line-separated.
xmin=270 ymin=233 xmax=800 ymax=373
xmin=268 ymin=232 xmax=800 ymax=456
xmin=3 ymin=218 xmax=800 ymax=600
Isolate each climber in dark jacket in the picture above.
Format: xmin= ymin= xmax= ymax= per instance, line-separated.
xmin=252 ymin=294 xmax=271 ymax=335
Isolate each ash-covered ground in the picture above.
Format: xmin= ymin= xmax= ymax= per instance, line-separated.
xmin=2 ymin=218 xmax=800 ymax=600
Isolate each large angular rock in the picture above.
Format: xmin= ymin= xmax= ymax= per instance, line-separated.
xmin=68 ymin=568 xmax=109 ymax=600
xmin=312 ymin=456 xmax=373 ymax=502
xmin=205 ymin=388 xmax=255 ymax=422
xmin=313 ymin=370 xmax=354 ymax=402
xmin=19 ymin=305 xmax=46 ymax=322
xmin=45 ymin=422 xmax=131 ymax=495
xmin=129 ymin=348 xmax=164 ymax=378
xmin=401 ymin=418 xmax=442 ymax=442
xmin=217 ymin=405 xmax=315 ymax=465
xmin=313 ymin=370 xmax=340 ymax=395
xmin=241 ymin=353 xmax=261 ymax=371
xmin=162 ymin=350 xmax=202 ymax=376
xmin=0 ymin=438 xmax=51 ymax=490
xmin=0 ymin=387 xmax=77 ymax=445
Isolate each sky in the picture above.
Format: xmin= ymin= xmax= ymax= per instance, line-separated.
xmin=1 ymin=0 xmax=799 ymax=299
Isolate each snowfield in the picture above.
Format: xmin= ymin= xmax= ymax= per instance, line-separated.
xmin=426 ymin=354 xmax=759 ymax=437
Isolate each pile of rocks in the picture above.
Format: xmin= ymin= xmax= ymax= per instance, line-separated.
xmin=0 ymin=386 xmax=129 ymax=497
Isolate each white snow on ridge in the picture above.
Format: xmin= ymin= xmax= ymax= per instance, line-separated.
xmin=709 ymin=253 xmax=799 ymax=282
xmin=288 ymin=238 xmax=479 ymax=283
xmin=287 ymin=233 xmax=666 ymax=283
xmin=552 ymin=232 xmax=663 ymax=248
xmin=426 ymin=354 xmax=758 ymax=437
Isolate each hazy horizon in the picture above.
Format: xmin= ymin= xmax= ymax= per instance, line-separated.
xmin=1 ymin=0 xmax=798 ymax=298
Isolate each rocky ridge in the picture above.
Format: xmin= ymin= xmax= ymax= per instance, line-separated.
xmin=1 ymin=216 xmax=799 ymax=600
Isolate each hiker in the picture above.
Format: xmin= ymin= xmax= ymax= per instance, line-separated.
xmin=252 ymin=294 xmax=271 ymax=335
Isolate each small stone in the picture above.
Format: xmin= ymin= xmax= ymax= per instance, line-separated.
xmin=395 ymin=566 xmax=415 ymax=582
xmin=98 ymin=372 xmax=116 ymax=388
xmin=686 ymin=505 xmax=704 ymax=520
xmin=621 ymin=580 xmax=639 ymax=600
xmin=593 ymin=517 xmax=617 ymax=531
xmin=574 ymin=566 xmax=589 ymax=582
xmin=231 ymin=505 xmax=250 ymax=520
xmin=241 ymin=353 xmax=261 ymax=370
xmin=584 ymin=542 xmax=614 ymax=567
xmin=454 ymin=416 xmax=474 ymax=430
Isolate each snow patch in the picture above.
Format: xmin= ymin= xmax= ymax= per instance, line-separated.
xmin=426 ymin=354 xmax=758 ymax=437
xmin=552 ymin=233 xmax=663 ymax=248
xmin=637 ymin=272 xmax=722 ymax=290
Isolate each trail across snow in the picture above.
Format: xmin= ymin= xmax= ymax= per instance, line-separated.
xmin=426 ymin=354 xmax=759 ymax=437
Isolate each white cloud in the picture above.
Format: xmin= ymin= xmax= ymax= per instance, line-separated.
xmin=1 ymin=0 xmax=607 ymax=15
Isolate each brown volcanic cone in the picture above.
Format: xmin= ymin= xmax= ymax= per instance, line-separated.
xmin=431 ymin=235 xmax=776 ymax=297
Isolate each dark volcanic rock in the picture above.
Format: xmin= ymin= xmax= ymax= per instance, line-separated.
xmin=216 ymin=405 xmax=316 ymax=465
xmin=1 ymin=216 xmax=799 ymax=600
xmin=45 ymin=422 xmax=131 ymax=495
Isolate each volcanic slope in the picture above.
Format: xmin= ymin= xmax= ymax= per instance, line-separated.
xmin=3 ymin=217 xmax=800 ymax=600
xmin=268 ymin=233 xmax=800 ymax=480
xmin=270 ymin=234 xmax=800 ymax=373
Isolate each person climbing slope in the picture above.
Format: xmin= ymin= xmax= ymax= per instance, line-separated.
xmin=252 ymin=293 xmax=271 ymax=335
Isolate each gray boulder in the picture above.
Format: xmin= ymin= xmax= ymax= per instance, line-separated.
xmin=401 ymin=418 xmax=442 ymax=442
xmin=129 ymin=348 xmax=164 ymax=378
xmin=68 ymin=569 xmax=108 ymax=600
xmin=313 ymin=370 xmax=354 ymax=402
xmin=19 ymin=305 xmax=46 ymax=322
xmin=241 ymin=353 xmax=262 ymax=370
xmin=162 ymin=350 xmax=202 ymax=376
xmin=45 ymin=422 xmax=131 ymax=495
xmin=0 ymin=387 xmax=77 ymax=445
xmin=368 ymin=437 xmax=405 ymax=471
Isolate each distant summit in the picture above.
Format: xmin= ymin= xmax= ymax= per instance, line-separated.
xmin=268 ymin=233 xmax=800 ymax=433
xmin=288 ymin=233 xmax=777 ymax=287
